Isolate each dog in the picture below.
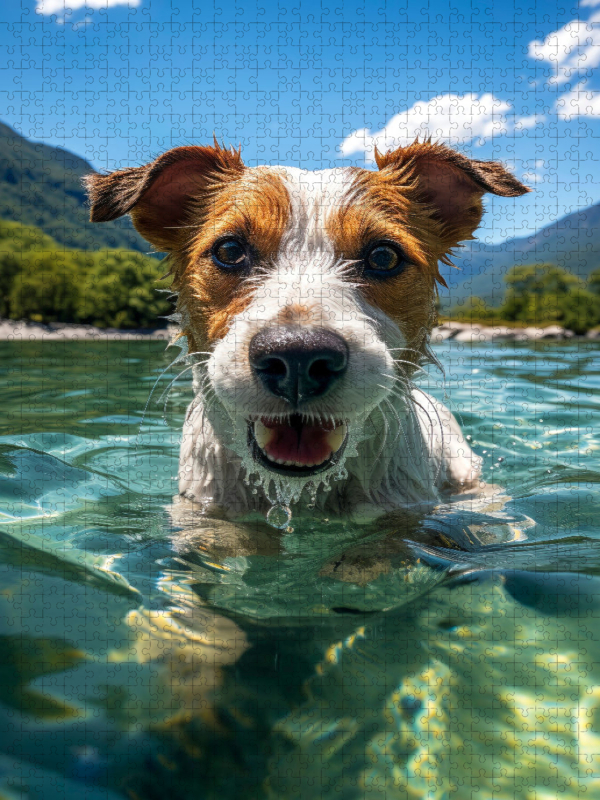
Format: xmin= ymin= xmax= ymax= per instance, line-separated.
xmin=86 ymin=140 xmax=528 ymax=522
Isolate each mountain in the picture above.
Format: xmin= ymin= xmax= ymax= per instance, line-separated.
xmin=442 ymin=203 xmax=600 ymax=307
xmin=0 ymin=121 xmax=152 ymax=254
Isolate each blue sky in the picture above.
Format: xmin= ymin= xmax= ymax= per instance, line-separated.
xmin=1 ymin=0 xmax=600 ymax=243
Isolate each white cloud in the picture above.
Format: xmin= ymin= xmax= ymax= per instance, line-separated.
xmin=515 ymin=114 xmax=546 ymax=129
xmin=521 ymin=159 xmax=546 ymax=185
xmin=340 ymin=93 xmax=527 ymax=162
xmin=556 ymin=81 xmax=600 ymax=118
xmin=528 ymin=13 xmax=600 ymax=84
xmin=581 ymin=0 xmax=600 ymax=7
xmin=522 ymin=172 xmax=544 ymax=184
xmin=36 ymin=0 xmax=140 ymax=15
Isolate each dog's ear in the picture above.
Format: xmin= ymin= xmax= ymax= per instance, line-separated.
xmin=375 ymin=140 xmax=529 ymax=244
xmin=85 ymin=144 xmax=244 ymax=251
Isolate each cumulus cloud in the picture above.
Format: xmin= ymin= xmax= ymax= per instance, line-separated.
xmin=36 ymin=0 xmax=140 ymax=15
xmin=556 ymin=81 xmax=600 ymax=118
xmin=339 ymin=93 xmax=528 ymax=162
xmin=528 ymin=13 xmax=600 ymax=84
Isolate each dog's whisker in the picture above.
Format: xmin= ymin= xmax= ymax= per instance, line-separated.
xmin=82 ymin=138 xmax=523 ymax=516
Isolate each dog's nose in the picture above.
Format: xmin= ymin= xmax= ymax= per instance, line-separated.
xmin=249 ymin=326 xmax=349 ymax=406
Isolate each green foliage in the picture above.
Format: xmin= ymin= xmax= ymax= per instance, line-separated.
xmin=500 ymin=264 xmax=582 ymax=324
xmin=77 ymin=250 xmax=172 ymax=329
xmin=558 ymin=288 xmax=600 ymax=335
xmin=448 ymin=263 xmax=600 ymax=333
xmin=0 ymin=220 xmax=172 ymax=328
xmin=589 ymin=268 xmax=600 ymax=296
xmin=447 ymin=296 xmax=496 ymax=323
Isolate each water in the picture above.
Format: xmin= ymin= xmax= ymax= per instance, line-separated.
xmin=0 ymin=338 xmax=599 ymax=799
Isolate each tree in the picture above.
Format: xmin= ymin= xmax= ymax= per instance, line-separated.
xmin=501 ymin=264 xmax=583 ymax=324
xmin=589 ymin=268 xmax=600 ymax=296
xmin=559 ymin=288 xmax=600 ymax=335
xmin=1 ymin=220 xmax=172 ymax=328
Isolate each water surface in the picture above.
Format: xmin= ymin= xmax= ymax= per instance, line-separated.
xmin=0 ymin=338 xmax=599 ymax=799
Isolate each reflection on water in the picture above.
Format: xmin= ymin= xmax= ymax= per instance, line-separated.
xmin=0 ymin=339 xmax=598 ymax=798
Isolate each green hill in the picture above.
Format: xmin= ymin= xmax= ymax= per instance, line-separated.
xmin=0 ymin=121 xmax=152 ymax=254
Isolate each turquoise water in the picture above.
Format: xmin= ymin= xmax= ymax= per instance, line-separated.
xmin=0 ymin=338 xmax=599 ymax=799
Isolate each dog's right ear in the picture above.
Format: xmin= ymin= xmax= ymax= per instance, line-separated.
xmin=85 ymin=144 xmax=244 ymax=252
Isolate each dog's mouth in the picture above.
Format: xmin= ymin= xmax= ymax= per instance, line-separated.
xmin=248 ymin=415 xmax=348 ymax=477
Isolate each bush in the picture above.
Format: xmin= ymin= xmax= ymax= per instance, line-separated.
xmin=77 ymin=250 xmax=172 ymax=328
xmin=559 ymin=288 xmax=600 ymax=335
xmin=448 ymin=296 xmax=495 ymax=323
xmin=500 ymin=264 xmax=582 ymax=324
xmin=499 ymin=263 xmax=600 ymax=332
xmin=446 ymin=263 xmax=600 ymax=333
xmin=0 ymin=221 xmax=172 ymax=328
xmin=8 ymin=250 xmax=85 ymax=323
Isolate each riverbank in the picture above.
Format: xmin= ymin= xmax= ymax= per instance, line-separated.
xmin=432 ymin=321 xmax=600 ymax=343
xmin=0 ymin=319 xmax=177 ymax=341
xmin=0 ymin=318 xmax=599 ymax=342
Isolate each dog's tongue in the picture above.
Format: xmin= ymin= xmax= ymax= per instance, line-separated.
xmin=254 ymin=416 xmax=346 ymax=467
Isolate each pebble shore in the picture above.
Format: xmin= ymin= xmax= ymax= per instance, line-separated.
xmin=0 ymin=318 xmax=599 ymax=342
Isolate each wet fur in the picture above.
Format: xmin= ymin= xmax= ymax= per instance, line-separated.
xmin=86 ymin=139 xmax=529 ymax=519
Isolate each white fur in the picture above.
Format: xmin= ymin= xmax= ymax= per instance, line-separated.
xmin=177 ymin=166 xmax=482 ymax=519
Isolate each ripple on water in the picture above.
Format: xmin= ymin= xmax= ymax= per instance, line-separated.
xmin=0 ymin=339 xmax=598 ymax=799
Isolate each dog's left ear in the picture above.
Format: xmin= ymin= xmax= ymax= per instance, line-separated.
xmin=85 ymin=143 xmax=244 ymax=252
xmin=375 ymin=141 xmax=529 ymax=244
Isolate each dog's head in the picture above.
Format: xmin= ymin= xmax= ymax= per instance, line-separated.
xmin=86 ymin=141 xmax=527 ymax=487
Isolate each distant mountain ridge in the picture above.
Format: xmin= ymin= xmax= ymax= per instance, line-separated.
xmin=443 ymin=202 xmax=600 ymax=306
xmin=0 ymin=121 xmax=152 ymax=254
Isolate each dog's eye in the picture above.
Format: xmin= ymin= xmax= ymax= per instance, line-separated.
xmin=364 ymin=243 xmax=405 ymax=276
xmin=212 ymin=238 xmax=248 ymax=269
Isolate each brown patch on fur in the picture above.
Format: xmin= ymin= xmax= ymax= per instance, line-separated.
xmin=328 ymin=141 xmax=528 ymax=363
xmin=85 ymin=149 xmax=291 ymax=349
xmin=276 ymin=304 xmax=314 ymax=326
xmin=172 ymin=167 xmax=291 ymax=347
xmin=327 ymin=165 xmax=441 ymax=364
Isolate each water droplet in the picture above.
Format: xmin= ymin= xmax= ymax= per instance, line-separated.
xmin=547 ymin=469 xmax=552 ymax=474
xmin=482 ymin=450 xmax=487 ymax=454
xmin=466 ymin=435 xmax=472 ymax=441
xmin=497 ymin=457 xmax=504 ymax=463
xmin=266 ymin=504 xmax=292 ymax=529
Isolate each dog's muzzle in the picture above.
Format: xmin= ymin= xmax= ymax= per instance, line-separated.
xmin=247 ymin=326 xmax=349 ymax=476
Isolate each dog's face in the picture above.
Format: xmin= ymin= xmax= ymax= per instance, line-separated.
xmin=87 ymin=142 xmax=527 ymax=483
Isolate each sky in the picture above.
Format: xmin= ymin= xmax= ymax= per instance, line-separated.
xmin=1 ymin=0 xmax=600 ymax=243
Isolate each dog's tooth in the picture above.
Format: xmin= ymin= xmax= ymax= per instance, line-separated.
xmin=326 ymin=423 xmax=347 ymax=454
xmin=253 ymin=419 xmax=272 ymax=450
